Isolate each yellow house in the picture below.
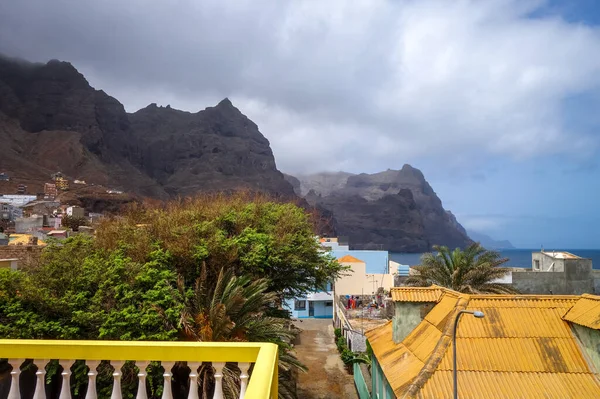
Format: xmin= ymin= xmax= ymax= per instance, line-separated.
xmin=0 ymin=258 xmax=18 ymax=270
xmin=335 ymin=255 xmax=395 ymax=296
xmin=365 ymin=286 xmax=600 ymax=398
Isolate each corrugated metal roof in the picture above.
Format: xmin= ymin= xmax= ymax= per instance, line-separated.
xmin=562 ymin=294 xmax=600 ymax=330
xmin=418 ymin=371 xmax=600 ymax=399
xmin=367 ymin=289 xmax=600 ymax=398
xmin=438 ymin=338 xmax=591 ymax=372
xmin=391 ymin=286 xmax=444 ymax=302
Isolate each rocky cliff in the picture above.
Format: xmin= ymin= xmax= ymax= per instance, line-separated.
xmin=0 ymin=55 xmax=296 ymax=199
xmin=289 ymin=166 xmax=472 ymax=252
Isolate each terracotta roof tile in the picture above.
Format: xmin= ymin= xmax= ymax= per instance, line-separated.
xmin=337 ymin=255 xmax=365 ymax=263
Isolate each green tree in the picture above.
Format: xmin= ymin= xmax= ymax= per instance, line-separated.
xmin=169 ymin=266 xmax=304 ymax=399
xmin=405 ymin=243 xmax=518 ymax=294
xmin=95 ymin=194 xmax=347 ymax=300
xmin=61 ymin=214 xmax=89 ymax=231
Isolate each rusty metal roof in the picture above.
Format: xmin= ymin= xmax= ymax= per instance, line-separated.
xmin=367 ymin=288 xmax=600 ymax=398
xmin=562 ymin=294 xmax=600 ymax=330
xmin=391 ymin=286 xmax=444 ymax=302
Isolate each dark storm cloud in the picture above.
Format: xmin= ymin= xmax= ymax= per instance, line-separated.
xmin=1 ymin=0 xmax=600 ymax=174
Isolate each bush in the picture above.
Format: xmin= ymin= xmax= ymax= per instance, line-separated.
xmin=334 ymin=327 xmax=342 ymax=339
xmin=341 ymin=348 xmax=354 ymax=365
xmin=336 ymin=336 xmax=346 ymax=352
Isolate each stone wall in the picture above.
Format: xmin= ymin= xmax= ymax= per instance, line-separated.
xmin=511 ymin=259 xmax=597 ymax=295
xmin=0 ymin=245 xmax=43 ymax=267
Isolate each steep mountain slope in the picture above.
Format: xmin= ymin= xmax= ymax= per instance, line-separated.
xmin=0 ymin=55 xmax=296 ymax=199
xmin=290 ymin=166 xmax=472 ymax=252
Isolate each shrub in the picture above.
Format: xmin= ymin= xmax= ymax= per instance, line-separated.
xmin=334 ymin=327 xmax=342 ymax=339
xmin=336 ymin=336 xmax=347 ymax=352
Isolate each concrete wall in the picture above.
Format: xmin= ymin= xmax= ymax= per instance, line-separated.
xmin=393 ymin=302 xmax=430 ymax=343
xmin=572 ymin=324 xmax=600 ymax=373
xmin=532 ymin=252 xmax=565 ymax=272
xmin=512 ymin=259 xmax=597 ymax=295
xmin=335 ymin=260 xmax=395 ymax=296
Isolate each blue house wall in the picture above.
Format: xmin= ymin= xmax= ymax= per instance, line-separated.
xmin=330 ymin=249 xmax=390 ymax=274
xmin=285 ymin=298 xmax=333 ymax=319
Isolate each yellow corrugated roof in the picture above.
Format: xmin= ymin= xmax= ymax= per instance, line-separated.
xmin=391 ymin=286 xmax=445 ymax=302
xmin=337 ymin=255 xmax=365 ymax=263
xmin=8 ymin=234 xmax=46 ymax=246
xmin=367 ymin=288 xmax=600 ymax=398
xmin=562 ymin=294 xmax=600 ymax=330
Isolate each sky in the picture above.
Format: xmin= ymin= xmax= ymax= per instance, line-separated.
xmin=0 ymin=0 xmax=599 ymax=249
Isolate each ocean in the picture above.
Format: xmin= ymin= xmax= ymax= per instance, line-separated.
xmin=390 ymin=249 xmax=600 ymax=269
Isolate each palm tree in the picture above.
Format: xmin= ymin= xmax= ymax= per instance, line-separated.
xmin=172 ymin=265 xmax=305 ymax=399
xmin=405 ymin=243 xmax=518 ymax=294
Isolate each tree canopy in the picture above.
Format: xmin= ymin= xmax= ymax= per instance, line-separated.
xmin=0 ymin=193 xmax=346 ymax=398
xmin=405 ymin=243 xmax=518 ymax=294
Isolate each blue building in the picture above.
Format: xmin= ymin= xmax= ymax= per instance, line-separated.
xmin=285 ymin=282 xmax=334 ymax=319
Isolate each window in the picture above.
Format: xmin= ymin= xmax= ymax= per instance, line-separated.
xmin=294 ymin=300 xmax=306 ymax=310
xmin=534 ymin=260 xmax=540 ymax=270
xmin=325 ymin=301 xmax=333 ymax=307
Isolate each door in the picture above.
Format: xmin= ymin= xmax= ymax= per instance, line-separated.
xmin=309 ymin=301 xmax=314 ymax=317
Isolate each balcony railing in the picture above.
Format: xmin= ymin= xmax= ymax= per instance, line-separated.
xmin=0 ymin=339 xmax=278 ymax=399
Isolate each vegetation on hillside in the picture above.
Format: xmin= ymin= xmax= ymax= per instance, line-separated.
xmin=405 ymin=243 xmax=518 ymax=294
xmin=0 ymin=193 xmax=347 ymax=399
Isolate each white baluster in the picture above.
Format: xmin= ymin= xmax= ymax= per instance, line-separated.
xmin=32 ymin=359 xmax=49 ymax=399
xmin=135 ymin=361 xmax=149 ymax=399
xmin=238 ymin=363 xmax=250 ymax=399
xmin=58 ymin=360 xmax=75 ymax=399
xmin=110 ymin=361 xmax=125 ymax=399
xmin=187 ymin=362 xmax=201 ymax=399
xmin=161 ymin=362 xmax=175 ymax=399
xmin=7 ymin=358 xmax=23 ymax=399
xmin=84 ymin=360 xmax=100 ymax=399
xmin=212 ymin=362 xmax=225 ymax=399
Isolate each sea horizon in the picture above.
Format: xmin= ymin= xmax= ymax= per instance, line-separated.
xmin=390 ymin=248 xmax=600 ymax=269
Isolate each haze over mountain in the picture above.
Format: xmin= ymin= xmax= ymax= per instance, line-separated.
xmin=286 ymin=167 xmax=472 ymax=252
xmin=467 ymin=231 xmax=515 ymax=250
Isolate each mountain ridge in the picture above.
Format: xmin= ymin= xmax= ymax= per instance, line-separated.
xmin=0 ymin=55 xmax=296 ymax=199
xmin=286 ymin=167 xmax=472 ymax=252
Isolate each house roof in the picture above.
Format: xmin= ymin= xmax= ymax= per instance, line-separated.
xmin=391 ymin=286 xmax=444 ymax=302
xmin=366 ymin=287 xmax=600 ymax=398
xmin=562 ymin=294 xmax=600 ymax=330
xmin=8 ymin=234 xmax=46 ymax=246
xmin=337 ymin=255 xmax=365 ymax=263
xmin=540 ymin=250 xmax=581 ymax=259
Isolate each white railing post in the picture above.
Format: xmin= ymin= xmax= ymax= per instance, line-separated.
xmin=85 ymin=360 xmax=100 ymax=399
xmin=187 ymin=362 xmax=201 ymax=399
xmin=135 ymin=361 xmax=150 ymax=399
xmin=58 ymin=359 xmax=75 ymax=399
xmin=110 ymin=361 xmax=124 ymax=399
xmin=239 ymin=362 xmax=250 ymax=399
xmin=7 ymin=359 xmax=23 ymax=399
xmin=212 ymin=362 xmax=225 ymax=399
xmin=161 ymin=361 xmax=175 ymax=399
xmin=33 ymin=359 xmax=49 ymax=399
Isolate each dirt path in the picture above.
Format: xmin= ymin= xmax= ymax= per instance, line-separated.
xmin=293 ymin=319 xmax=358 ymax=399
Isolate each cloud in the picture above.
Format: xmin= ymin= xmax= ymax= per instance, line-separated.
xmin=1 ymin=0 xmax=600 ymax=174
